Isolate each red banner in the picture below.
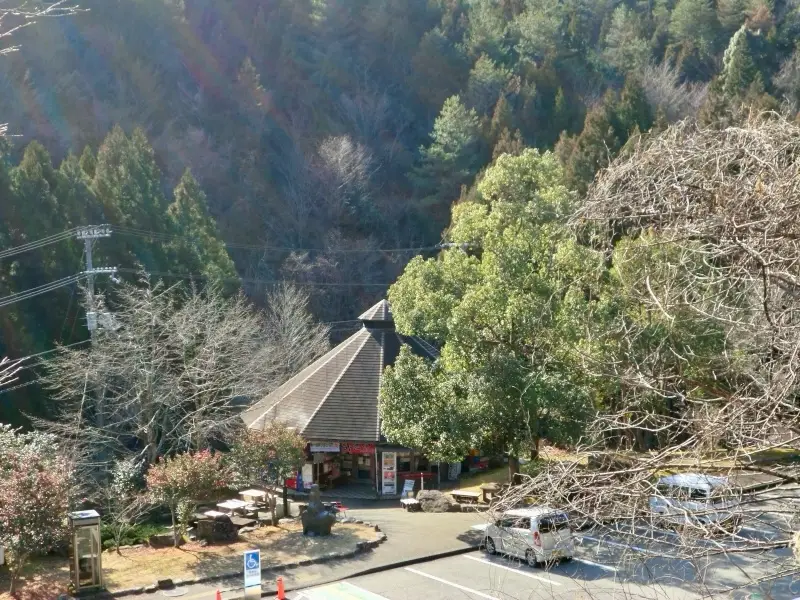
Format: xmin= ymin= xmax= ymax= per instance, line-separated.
xmin=341 ymin=442 xmax=375 ymax=455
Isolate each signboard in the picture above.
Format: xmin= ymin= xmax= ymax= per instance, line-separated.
xmin=310 ymin=441 xmax=340 ymax=453
xmin=341 ymin=442 xmax=375 ymax=455
xmin=302 ymin=463 xmax=314 ymax=489
xmin=244 ymin=549 xmax=261 ymax=589
xmin=382 ymin=452 xmax=397 ymax=495
xmin=401 ymin=479 xmax=415 ymax=498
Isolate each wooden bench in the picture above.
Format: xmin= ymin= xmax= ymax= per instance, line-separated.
xmin=450 ymin=490 xmax=481 ymax=504
xmin=400 ymin=498 xmax=421 ymax=512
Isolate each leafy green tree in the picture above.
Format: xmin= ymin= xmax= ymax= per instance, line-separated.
xmin=717 ymin=0 xmax=753 ymax=33
xmin=167 ymin=169 xmax=238 ymax=290
xmin=410 ymin=28 xmax=470 ymax=111
xmin=226 ymin=423 xmax=306 ymax=524
xmin=79 ymin=145 xmax=96 ymax=179
xmin=721 ymin=26 xmax=761 ymax=98
xmin=513 ymin=0 xmax=566 ymax=62
xmin=603 ymin=5 xmax=650 ymax=74
xmin=0 ymin=425 xmax=73 ymax=594
xmin=380 ymin=347 xmax=478 ymax=463
xmin=387 ymin=150 xmax=602 ymax=473
xmin=463 ymin=1 xmax=509 ymax=61
xmin=492 ymin=128 xmax=526 ymax=160
xmin=670 ymin=0 xmax=720 ymax=56
xmin=56 ymin=152 xmax=103 ymax=227
xmin=93 ymin=126 xmax=168 ymax=232
xmin=557 ymin=79 xmax=652 ymax=194
xmin=146 ymin=450 xmax=230 ymax=547
xmin=413 ymin=95 xmax=485 ymax=229
xmin=466 ymin=55 xmax=512 ymax=115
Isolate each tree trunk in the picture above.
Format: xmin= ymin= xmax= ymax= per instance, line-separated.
xmin=530 ymin=437 xmax=540 ymax=461
xmin=508 ymin=455 xmax=520 ymax=481
xmin=282 ymin=485 xmax=289 ymax=519
xmin=10 ymin=553 xmax=27 ymax=596
xmin=171 ymin=506 xmax=179 ymax=547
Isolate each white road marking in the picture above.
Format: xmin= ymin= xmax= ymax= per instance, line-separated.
xmin=579 ymin=535 xmax=650 ymax=554
xmin=572 ymin=558 xmax=618 ymax=573
xmin=463 ymin=554 xmax=562 ymax=585
xmin=404 ymin=567 xmax=501 ymax=600
xmin=341 ymin=581 xmax=393 ymax=600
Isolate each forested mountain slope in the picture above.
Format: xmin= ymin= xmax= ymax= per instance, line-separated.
xmin=1 ymin=0 xmax=798 ymax=423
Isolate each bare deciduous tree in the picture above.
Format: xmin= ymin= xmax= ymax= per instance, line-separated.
xmin=494 ymin=114 xmax=800 ymax=598
xmin=41 ymin=275 xmax=330 ymax=466
xmin=641 ymin=62 xmax=708 ymax=123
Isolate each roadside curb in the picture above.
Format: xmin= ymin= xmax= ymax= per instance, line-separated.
xmin=94 ymin=527 xmax=389 ymax=598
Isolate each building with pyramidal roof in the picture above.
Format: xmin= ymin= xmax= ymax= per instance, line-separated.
xmin=241 ymin=299 xmax=438 ymax=497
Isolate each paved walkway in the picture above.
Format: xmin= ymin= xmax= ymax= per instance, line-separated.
xmin=164 ymin=502 xmax=489 ymax=600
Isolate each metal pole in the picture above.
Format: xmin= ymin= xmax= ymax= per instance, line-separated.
xmin=75 ymin=226 xmax=114 ymax=434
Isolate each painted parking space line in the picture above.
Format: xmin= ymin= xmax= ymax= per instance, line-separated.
xmin=572 ymin=557 xmax=618 ymax=573
xmin=404 ymin=567 xmax=501 ymax=600
xmin=463 ymin=554 xmax=562 ymax=585
xmin=302 ymin=581 xmax=392 ymax=600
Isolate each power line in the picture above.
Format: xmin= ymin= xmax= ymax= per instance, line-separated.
xmin=13 ymin=340 xmax=90 ymax=364
xmin=0 ymin=379 xmax=41 ymax=396
xmin=115 ymin=267 xmax=394 ymax=287
xmin=112 ymin=226 xmax=440 ymax=254
xmin=0 ymin=273 xmax=85 ymax=309
xmin=0 ymin=228 xmax=79 ymax=260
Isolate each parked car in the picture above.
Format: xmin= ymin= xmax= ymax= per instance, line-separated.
xmin=649 ymin=473 xmax=742 ymax=530
xmin=484 ymin=507 xmax=575 ymax=566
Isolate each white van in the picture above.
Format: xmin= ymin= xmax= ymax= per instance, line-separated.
xmin=649 ymin=473 xmax=742 ymax=530
xmin=484 ymin=507 xmax=575 ymax=566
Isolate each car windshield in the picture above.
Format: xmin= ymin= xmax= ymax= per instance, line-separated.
xmin=538 ymin=513 xmax=570 ymax=533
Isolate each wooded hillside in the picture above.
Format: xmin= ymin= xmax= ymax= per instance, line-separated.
xmin=1 ymin=0 xmax=798 ymax=423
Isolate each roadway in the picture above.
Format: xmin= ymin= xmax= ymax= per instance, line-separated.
xmin=153 ymin=486 xmax=800 ymax=600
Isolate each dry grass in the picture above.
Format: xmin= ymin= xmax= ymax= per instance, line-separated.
xmin=0 ymin=555 xmax=70 ymax=600
xmin=103 ymin=522 xmax=374 ymax=590
xmin=0 ymin=522 xmax=375 ymax=597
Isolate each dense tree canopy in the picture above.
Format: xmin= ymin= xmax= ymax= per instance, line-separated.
xmin=3 ymin=0 xmax=800 ymax=427
xmin=383 ymin=150 xmax=603 ymax=471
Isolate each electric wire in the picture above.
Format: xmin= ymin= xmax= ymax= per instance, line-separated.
xmin=0 ymin=273 xmax=85 ymax=309
xmin=112 ymin=226 xmax=440 ymax=254
xmin=0 ymin=227 xmax=79 ymax=260
xmin=115 ymin=267 xmax=394 ymax=287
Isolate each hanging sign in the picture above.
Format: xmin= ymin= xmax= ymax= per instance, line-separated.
xmin=310 ymin=441 xmax=340 ymax=453
xmin=382 ymin=452 xmax=397 ymax=495
xmin=341 ymin=442 xmax=375 ymax=455
xmin=244 ymin=549 xmax=261 ymax=589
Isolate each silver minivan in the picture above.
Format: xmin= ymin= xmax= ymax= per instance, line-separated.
xmin=484 ymin=507 xmax=575 ymax=566
xmin=649 ymin=473 xmax=742 ymax=530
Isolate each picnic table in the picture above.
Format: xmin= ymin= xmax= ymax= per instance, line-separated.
xmin=450 ymin=489 xmax=481 ymax=504
xmin=217 ymin=499 xmax=249 ymax=514
xmin=239 ymin=489 xmax=267 ymax=504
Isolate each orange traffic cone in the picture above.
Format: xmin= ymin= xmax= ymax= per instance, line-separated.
xmin=215 ymin=590 xmax=222 ymax=600
xmin=277 ymin=577 xmax=286 ymax=600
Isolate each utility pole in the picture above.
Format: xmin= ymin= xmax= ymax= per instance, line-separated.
xmin=75 ymin=226 xmax=116 ymax=434
xmin=76 ymin=226 xmax=113 ymax=337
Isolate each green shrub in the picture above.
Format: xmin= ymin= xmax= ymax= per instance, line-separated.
xmin=101 ymin=522 xmax=169 ymax=548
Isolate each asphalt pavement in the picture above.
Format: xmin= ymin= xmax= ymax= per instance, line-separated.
xmin=146 ymin=488 xmax=800 ymax=600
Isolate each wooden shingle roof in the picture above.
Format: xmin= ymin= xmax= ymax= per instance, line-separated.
xmin=241 ymin=300 xmax=438 ymax=441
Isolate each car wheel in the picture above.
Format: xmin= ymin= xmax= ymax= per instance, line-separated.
xmin=485 ymin=537 xmax=497 ymax=555
xmin=525 ymin=549 xmax=538 ymax=568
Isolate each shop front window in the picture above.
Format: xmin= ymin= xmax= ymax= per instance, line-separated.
xmin=397 ymin=452 xmax=412 ymax=473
